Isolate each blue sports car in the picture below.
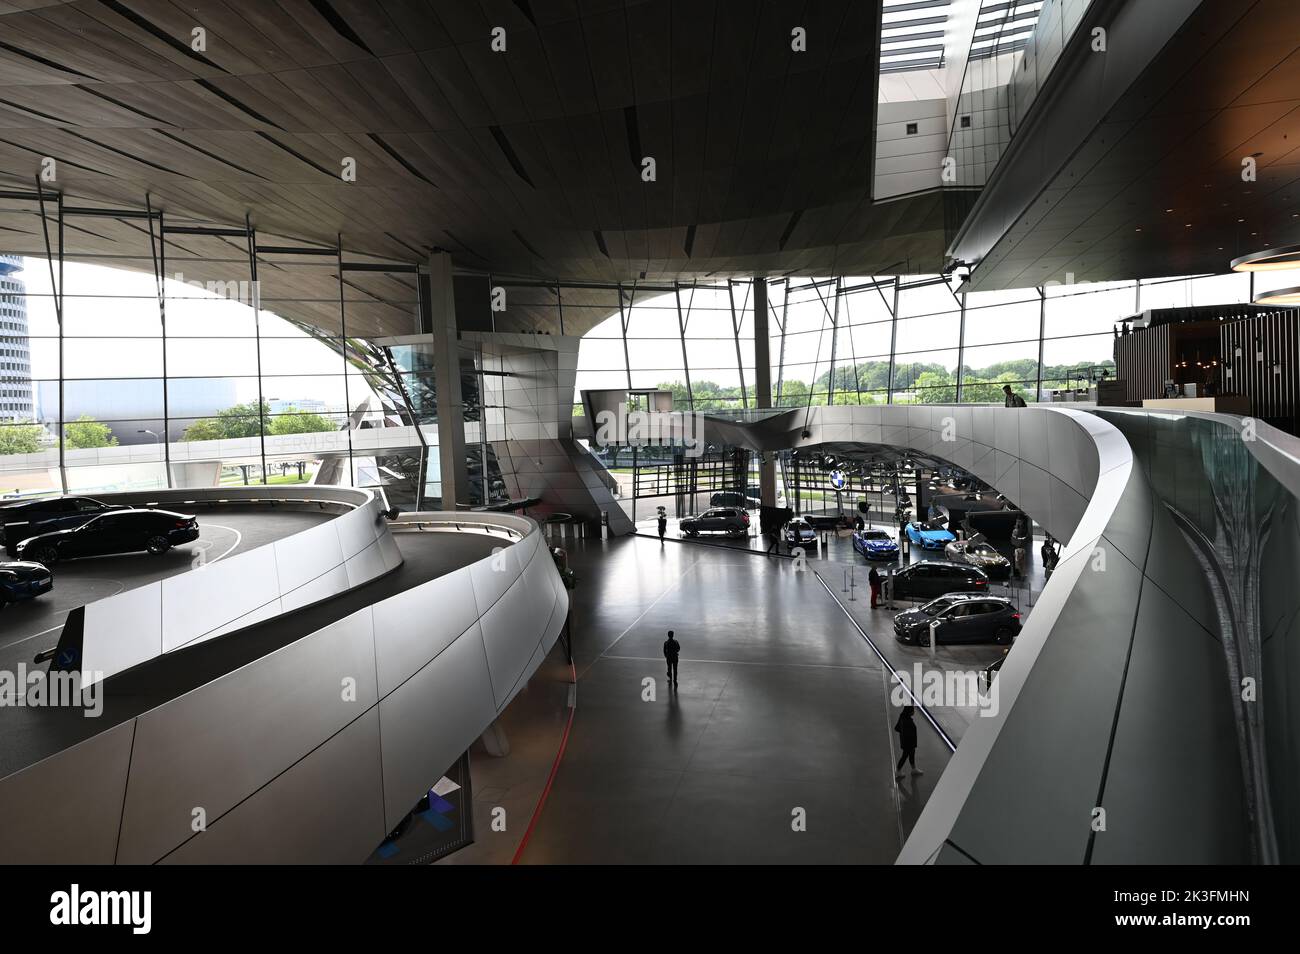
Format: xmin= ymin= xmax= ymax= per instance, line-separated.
xmin=905 ymin=521 xmax=956 ymax=550
xmin=852 ymin=528 xmax=899 ymax=560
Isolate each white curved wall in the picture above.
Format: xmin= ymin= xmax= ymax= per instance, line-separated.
xmin=712 ymin=403 xmax=1250 ymax=864
xmin=0 ymin=512 xmax=568 ymax=864
xmin=64 ymin=486 xmax=402 ymax=685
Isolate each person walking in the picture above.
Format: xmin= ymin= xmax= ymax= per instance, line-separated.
xmin=657 ymin=510 xmax=667 ymax=542
xmin=868 ymin=565 xmax=882 ymax=609
xmin=894 ymin=705 xmax=922 ymax=779
xmin=1002 ymin=383 xmax=1026 ymax=408
xmin=663 ymin=630 xmax=680 ymax=688
xmin=1011 ymin=517 xmax=1028 ymax=580
xmin=765 ymin=526 xmax=780 ymax=556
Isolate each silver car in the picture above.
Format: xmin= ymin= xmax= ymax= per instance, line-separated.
xmin=944 ymin=538 xmax=1011 ymax=578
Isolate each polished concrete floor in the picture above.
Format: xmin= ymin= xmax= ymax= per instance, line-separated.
xmin=451 ymin=533 xmax=957 ymax=864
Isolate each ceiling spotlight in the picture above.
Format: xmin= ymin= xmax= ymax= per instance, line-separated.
xmin=1253 ymin=286 xmax=1300 ymax=306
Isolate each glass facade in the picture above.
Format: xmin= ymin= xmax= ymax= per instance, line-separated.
xmin=0 ymin=254 xmax=435 ymax=506
xmin=575 ymin=271 xmax=1274 ymax=412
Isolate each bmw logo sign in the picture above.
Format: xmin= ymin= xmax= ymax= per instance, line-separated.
xmin=829 ymin=469 xmax=846 ymax=490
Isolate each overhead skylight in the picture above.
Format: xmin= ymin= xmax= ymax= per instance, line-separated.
xmin=880 ymin=0 xmax=952 ymax=74
xmin=879 ymin=0 xmax=1045 ymax=73
xmin=969 ymin=0 xmax=1044 ymax=60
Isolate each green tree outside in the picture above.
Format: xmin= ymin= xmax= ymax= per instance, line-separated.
xmin=63 ymin=415 xmax=118 ymax=449
xmin=182 ymin=401 xmax=336 ymax=441
xmin=0 ymin=422 xmax=45 ymax=455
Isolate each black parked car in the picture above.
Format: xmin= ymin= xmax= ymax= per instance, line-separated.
xmin=15 ymin=508 xmax=200 ymax=565
xmin=0 ymin=560 xmax=53 ymax=604
xmin=893 ymin=593 xmax=1021 ymax=646
xmin=0 ymin=496 xmax=126 ymax=557
xmin=887 ymin=561 xmax=989 ymax=601
xmin=679 ymin=508 xmax=749 ymax=537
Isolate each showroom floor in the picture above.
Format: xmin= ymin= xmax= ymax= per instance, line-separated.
xmin=448 ymin=532 xmax=958 ymax=864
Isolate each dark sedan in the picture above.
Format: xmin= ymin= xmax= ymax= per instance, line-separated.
xmin=887 ymin=561 xmax=989 ymax=601
xmin=894 ymin=594 xmax=1021 ymax=646
xmin=0 ymin=495 xmax=126 ymax=557
xmin=0 ymin=560 xmax=53 ymax=604
xmin=15 ymin=508 xmax=199 ymax=565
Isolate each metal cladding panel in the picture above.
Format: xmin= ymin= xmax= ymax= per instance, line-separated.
xmin=480 ymin=563 xmax=556 ymax=710
xmin=200 ymin=596 xmax=286 ymax=640
xmin=371 ymin=565 xmax=480 ymax=696
xmin=0 ymin=720 xmax=136 ymax=864
xmin=272 ymin=517 xmax=347 ymax=594
xmin=278 ymin=564 xmax=351 ymax=614
xmin=159 ymin=709 xmax=387 ymax=865
xmin=335 ymin=499 xmax=382 ymax=559
xmin=116 ymin=608 xmax=379 ymax=864
xmin=1047 ymin=413 xmax=1100 ymax=500
xmin=467 ymin=534 xmax=524 ymax=611
xmin=1089 ymin=580 xmax=1249 ymax=864
xmin=161 ymin=544 xmax=282 ymax=652
xmin=80 ymin=581 xmax=164 ymax=683
xmin=943 ymin=540 xmax=1146 ymax=863
xmin=1017 ymin=407 xmax=1050 ymax=472
xmin=344 ymin=537 xmax=390 ymax=588
xmin=378 ymin=623 xmax=497 ymax=831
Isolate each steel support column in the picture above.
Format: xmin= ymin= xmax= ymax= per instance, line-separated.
xmin=887 ymin=276 xmax=901 ymax=404
xmin=753 ymin=277 xmax=777 ymax=508
xmin=429 ymin=250 xmax=470 ymax=508
xmin=245 ymin=216 xmax=267 ymax=483
xmin=673 ymin=282 xmax=694 ymax=410
xmin=145 ymin=196 xmax=172 ymax=486
xmin=34 ymin=179 xmax=66 ymax=492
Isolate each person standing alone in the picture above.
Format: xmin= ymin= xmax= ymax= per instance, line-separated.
xmin=657 ymin=509 xmax=667 ymax=543
xmin=894 ymin=705 xmax=922 ymax=779
xmin=868 ymin=565 xmax=882 ymax=609
xmin=1002 ymin=383 xmax=1026 ymax=408
xmin=663 ymin=630 xmax=680 ymax=688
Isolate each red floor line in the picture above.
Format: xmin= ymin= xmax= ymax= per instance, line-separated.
xmin=510 ymin=659 xmax=577 ymax=865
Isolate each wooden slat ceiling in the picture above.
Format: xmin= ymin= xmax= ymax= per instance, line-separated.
xmin=0 ymin=0 xmax=949 ymax=338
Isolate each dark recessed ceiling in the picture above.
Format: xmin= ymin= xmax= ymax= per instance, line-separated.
xmin=0 ymin=0 xmax=948 ymax=314
xmin=958 ymin=0 xmax=1300 ymax=290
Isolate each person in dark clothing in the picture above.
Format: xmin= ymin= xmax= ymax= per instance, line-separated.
xmin=765 ymin=526 xmax=780 ymax=556
xmin=854 ymin=514 xmax=864 ymax=531
xmin=657 ymin=512 xmax=667 ymax=542
xmin=1002 ymin=384 xmax=1027 ymax=408
xmin=894 ymin=705 xmax=922 ymax=778
xmin=663 ymin=630 xmax=680 ymax=687
xmin=868 ymin=566 xmax=882 ymax=609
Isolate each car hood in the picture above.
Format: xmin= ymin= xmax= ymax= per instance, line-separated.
xmin=894 ymin=609 xmax=931 ymax=628
xmin=969 ymin=552 xmax=1009 ymax=565
xmin=17 ymin=528 xmax=74 ymax=546
xmin=0 ymin=560 xmax=51 ymax=575
xmin=863 ymin=539 xmax=897 ymax=549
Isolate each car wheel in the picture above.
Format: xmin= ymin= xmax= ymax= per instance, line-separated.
xmin=146 ymin=535 xmax=171 ymax=555
xmin=34 ymin=546 xmax=58 ymax=565
xmin=995 ymin=627 xmax=1015 ymax=645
